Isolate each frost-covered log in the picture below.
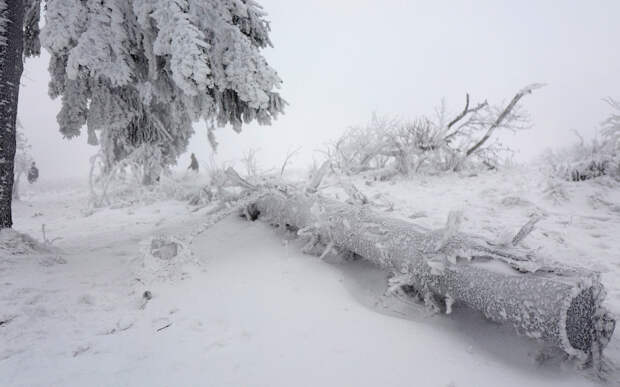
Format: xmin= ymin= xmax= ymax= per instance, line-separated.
xmin=249 ymin=190 xmax=615 ymax=364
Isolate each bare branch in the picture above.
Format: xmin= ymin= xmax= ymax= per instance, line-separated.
xmin=340 ymin=181 xmax=369 ymax=205
xmin=224 ymin=167 xmax=257 ymax=191
xmin=444 ymin=96 xmax=489 ymax=141
xmin=482 ymin=160 xmax=496 ymax=170
xmin=465 ymin=83 xmax=544 ymax=158
xmin=307 ymin=161 xmax=330 ymax=193
xmin=512 ymin=215 xmax=542 ymax=246
xmin=447 ymin=93 xmax=470 ymax=129
xmin=280 ymin=146 xmax=302 ymax=177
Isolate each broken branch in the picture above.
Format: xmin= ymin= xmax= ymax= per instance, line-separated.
xmin=465 ymin=84 xmax=544 ymax=158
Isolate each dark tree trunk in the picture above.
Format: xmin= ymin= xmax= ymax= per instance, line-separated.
xmin=0 ymin=0 xmax=25 ymax=229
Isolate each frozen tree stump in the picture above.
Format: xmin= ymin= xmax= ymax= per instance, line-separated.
xmin=249 ymin=190 xmax=615 ymax=364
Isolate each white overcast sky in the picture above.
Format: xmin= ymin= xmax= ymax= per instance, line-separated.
xmin=18 ymin=0 xmax=620 ymax=179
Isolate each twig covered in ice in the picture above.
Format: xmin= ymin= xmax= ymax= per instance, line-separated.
xmin=511 ymin=215 xmax=542 ymax=246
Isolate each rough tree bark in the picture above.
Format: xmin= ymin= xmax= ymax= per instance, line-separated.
xmin=249 ymin=189 xmax=615 ymax=365
xmin=0 ymin=0 xmax=25 ymax=229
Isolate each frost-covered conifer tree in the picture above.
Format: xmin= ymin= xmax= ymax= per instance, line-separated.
xmin=41 ymin=0 xmax=285 ymax=183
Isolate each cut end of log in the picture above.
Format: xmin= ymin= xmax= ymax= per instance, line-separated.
xmin=562 ymin=283 xmax=616 ymax=360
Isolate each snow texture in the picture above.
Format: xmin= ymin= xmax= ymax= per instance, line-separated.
xmin=2 ymin=167 xmax=620 ymax=385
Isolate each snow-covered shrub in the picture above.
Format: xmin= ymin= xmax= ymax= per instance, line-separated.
xmin=86 ymin=147 xmax=236 ymax=209
xmin=542 ymin=137 xmax=611 ymax=182
xmin=88 ymin=171 xmax=195 ymax=208
xmin=328 ymin=114 xmax=397 ymax=175
xmin=543 ymin=99 xmax=620 ymax=182
xmin=601 ymin=97 xmax=620 ymax=179
xmin=241 ymin=148 xmax=261 ymax=178
xmin=329 ymin=86 xmax=537 ymax=177
xmin=0 ymin=229 xmax=54 ymax=256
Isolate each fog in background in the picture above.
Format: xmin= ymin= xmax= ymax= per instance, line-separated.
xmin=17 ymin=0 xmax=620 ymax=180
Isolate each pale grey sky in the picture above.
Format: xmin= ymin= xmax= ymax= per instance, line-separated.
xmin=18 ymin=0 xmax=620 ymax=179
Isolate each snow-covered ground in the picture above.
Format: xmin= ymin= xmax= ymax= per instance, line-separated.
xmin=1 ymin=168 xmax=619 ymax=386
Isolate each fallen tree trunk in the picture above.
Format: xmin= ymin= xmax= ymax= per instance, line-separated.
xmin=249 ymin=189 xmax=615 ymax=365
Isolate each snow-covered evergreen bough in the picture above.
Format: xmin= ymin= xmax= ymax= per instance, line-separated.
xmin=243 ymin=184 xmax=615 ymax=367
xmin=41 ymin=0 xmax=285 ymax=175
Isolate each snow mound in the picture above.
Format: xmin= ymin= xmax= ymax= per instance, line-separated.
xmin=0 ymin=229 xmax=56 ymax=256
